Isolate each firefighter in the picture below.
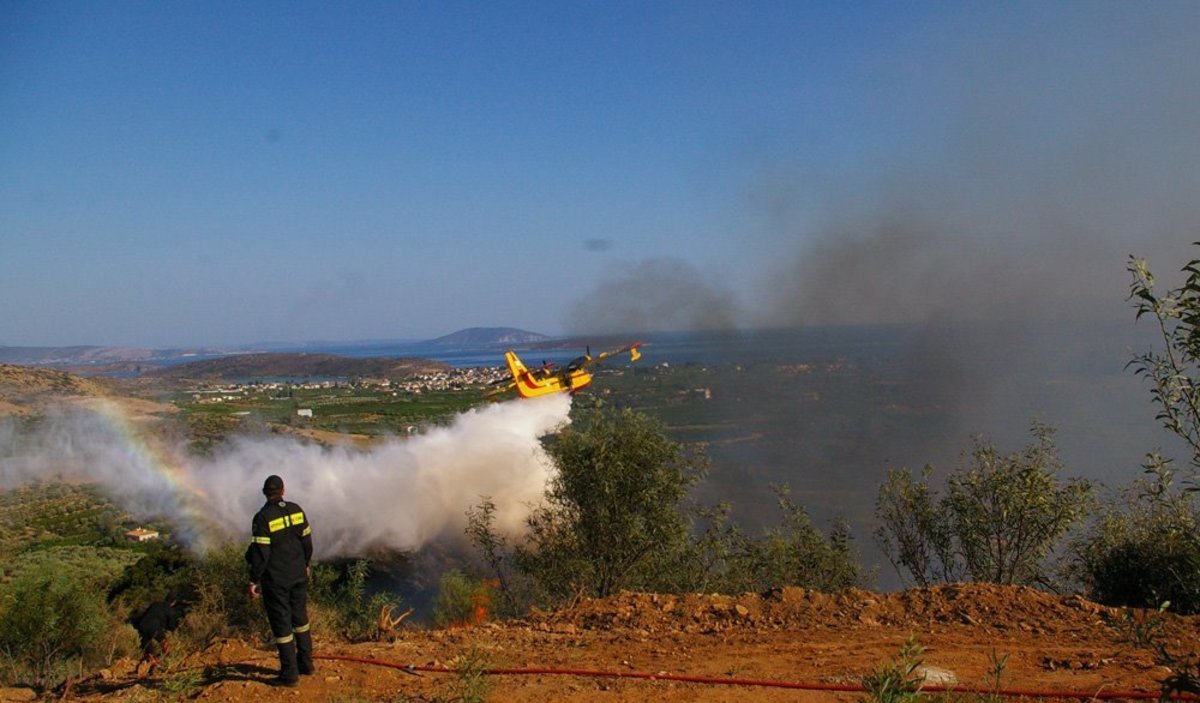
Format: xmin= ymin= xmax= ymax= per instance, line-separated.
xmin=246 ymin=474 xmax=314 ymax=687
xmin=133 ymin=590 xmax=180 ymax=672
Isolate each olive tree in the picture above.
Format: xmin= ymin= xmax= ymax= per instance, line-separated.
xmin=876 ymin=423 xmax=1093 ymax=586
xmin=514 ymin=404 xmax=704 ymax=601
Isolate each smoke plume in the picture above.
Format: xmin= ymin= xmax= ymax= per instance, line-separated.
xmin=567 ymin=258 xmax=742 ymax=335
xmin=0 ymin=395 xmax=571 ymax=558
xmin=556 ymin=7 xmax=1200 ymax=588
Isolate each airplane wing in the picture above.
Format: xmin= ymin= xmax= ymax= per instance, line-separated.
xmin=592 ymin=342 xmax=645 ymax=365
xmin=482 ymin=378 xmax=517 ymax=399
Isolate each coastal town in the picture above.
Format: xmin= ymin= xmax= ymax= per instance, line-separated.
xmin=186 ymin=365 xmax=510 ymax=404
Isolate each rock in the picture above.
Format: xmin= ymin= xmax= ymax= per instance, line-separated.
xmin=917 ymin=666 xmax=957 ymax=686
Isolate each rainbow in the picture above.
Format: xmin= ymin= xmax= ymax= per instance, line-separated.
xmin=70 ymin=398 xmax=230 ymax=551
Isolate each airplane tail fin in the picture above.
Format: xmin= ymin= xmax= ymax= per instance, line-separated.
xmin=505 ymin=351 xmax=528 ymax=377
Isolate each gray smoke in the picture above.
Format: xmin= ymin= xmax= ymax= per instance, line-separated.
xmin=567 ymin=258 xmax=742 ymax=335
xmin=559 ymin=4 xmax=1200 ymax=586
xmin=0 ymin=395 xmax=571 ymax=557
xmin=757 ymin=3 xmax=1199 ymax=329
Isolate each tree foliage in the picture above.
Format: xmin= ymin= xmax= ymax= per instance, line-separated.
xmin=874 ymin=466 xmax=963 ymax=587
xmin=1128 ymin=253 xmax=1200 ymax=470
xmin=514 ymin=405 xmax=703 ymax=602
xmin=876 ymin=423 xmax=1093 ymax=586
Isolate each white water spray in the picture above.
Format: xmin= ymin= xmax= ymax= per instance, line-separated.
xmin=0 ymin=395 xmax=572 ymax=558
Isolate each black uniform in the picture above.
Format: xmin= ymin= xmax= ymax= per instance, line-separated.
xmin=247 ymin=496 xmax=314 ymax=682
xmin=133 ymin=598 xmax=179 ymax=657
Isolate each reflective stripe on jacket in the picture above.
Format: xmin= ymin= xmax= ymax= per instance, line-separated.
xmin=247 ymin=498 xmax=313 ymax=586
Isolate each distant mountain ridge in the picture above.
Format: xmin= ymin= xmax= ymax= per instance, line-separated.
xmin=147 ymin=353 xmax=448 ymax=381
xmin=0 ymin=327 xmax=552 ymax=369
xmin=425 ymin=327 xmax=551 ymax=347
xmin=0 ymin=346 xmax=156 ymax=365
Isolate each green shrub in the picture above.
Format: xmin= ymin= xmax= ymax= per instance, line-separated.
xmin=444 ymin=645 xmax=491 ymax=703
xmin=861 ymin=636 xmax=926 ymax=703
xmin=1072 ymin=456 xmax=1200 ymax=613
xmin=873 ymin=467 xmax=961 ymax=587
xmin=107 ymin=542 xmax=196 ymax=610
xmin=309 ymin=559 xmax=399 ymax=642
xmin=190 ymin=542 xmax=264 ymax=638
xmin=875 ymin=423 xmax=1093 ymax=586
xmin=691 ymin=486 xmax=865 ymax=593
xmin=432 ymin=570 xmax=493 ymax=627
xmin=1128 ymin=252 xmax=1200 ymax=469
xmin=0 ymin=564 xmax=110 ymax=690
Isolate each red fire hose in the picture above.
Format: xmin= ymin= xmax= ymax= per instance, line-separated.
xmin=313 ymin=653 xmax=1200 ymax=700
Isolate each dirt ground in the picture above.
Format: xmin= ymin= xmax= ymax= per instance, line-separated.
xmin=67 ymin=584 xmax=1199 ymax=702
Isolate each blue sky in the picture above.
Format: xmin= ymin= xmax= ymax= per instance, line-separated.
xmin=3 ymin=1 xmax=1198 ymax=347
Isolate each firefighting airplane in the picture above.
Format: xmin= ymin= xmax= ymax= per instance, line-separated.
xmin=483 ymin=342 xmax=644 ymax=399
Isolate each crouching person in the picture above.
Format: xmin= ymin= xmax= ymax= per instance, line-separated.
xmin=246 ymin=474 xmax=314 ymax=686
xmin=133 ymin=590 xmax=180 ymax=672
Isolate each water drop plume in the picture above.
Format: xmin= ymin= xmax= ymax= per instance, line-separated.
xmin=0 ymin=394 xmax=572 ymax=558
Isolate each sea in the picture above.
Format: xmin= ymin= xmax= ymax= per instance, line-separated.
xmin=268 ymin=326 xmax=916 ymax=369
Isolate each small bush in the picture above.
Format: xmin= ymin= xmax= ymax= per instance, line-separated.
xmin=95 ymin=616 xmax=141 ymax=670
xmin=433 ymin=571 xmax=493 ymax=628
xmin=0 ymin=564 xmax=111 ymax=690
xmin=444 ymin=645 xmax=491 ymax=703
xmin=691 ymin=486 xmax=865 ymax=593
xmin=190 ymin=543 xmax=264 ymax=637
xmin=1072 ymin=457 xmax=1200 ymax=613
xmin=514 ymin=404 xmax=704 ymax=602
xmin=861 ymin=636 xmax=925 ymax=703
xmin=309 ymin=559 xmax=399 ymax=642
xmin=176 ymin=579 xmax=239 ymax=650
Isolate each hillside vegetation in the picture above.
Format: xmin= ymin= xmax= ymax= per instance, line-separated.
xmin=0 ymin=363 xmax=112 ymax=414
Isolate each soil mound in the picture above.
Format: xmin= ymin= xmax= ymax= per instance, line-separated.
xmin=530 ymin=583 xmax=1118 ymax=636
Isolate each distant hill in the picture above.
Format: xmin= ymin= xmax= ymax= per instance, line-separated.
xmin=146 ymin=353 xmax=449 ymax=381
xmin=0 ymin=363 xmax=112 ymax=415
xmin=0 ymin=345 xmax=158 ymax=365
xmin=0 ymin=345 xmax=238 ymax=370
xmin=425 ymin=327 xmax=552 ymax=347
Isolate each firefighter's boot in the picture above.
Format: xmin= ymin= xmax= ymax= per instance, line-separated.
xmin=295 ymin=627 xmax=314 ymax=675
xmin=274 ymin=639 xmax=299 ymax=686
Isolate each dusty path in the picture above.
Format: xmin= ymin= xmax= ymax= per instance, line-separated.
xmin=71 ymin=585 xmax=1198 ymax=702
